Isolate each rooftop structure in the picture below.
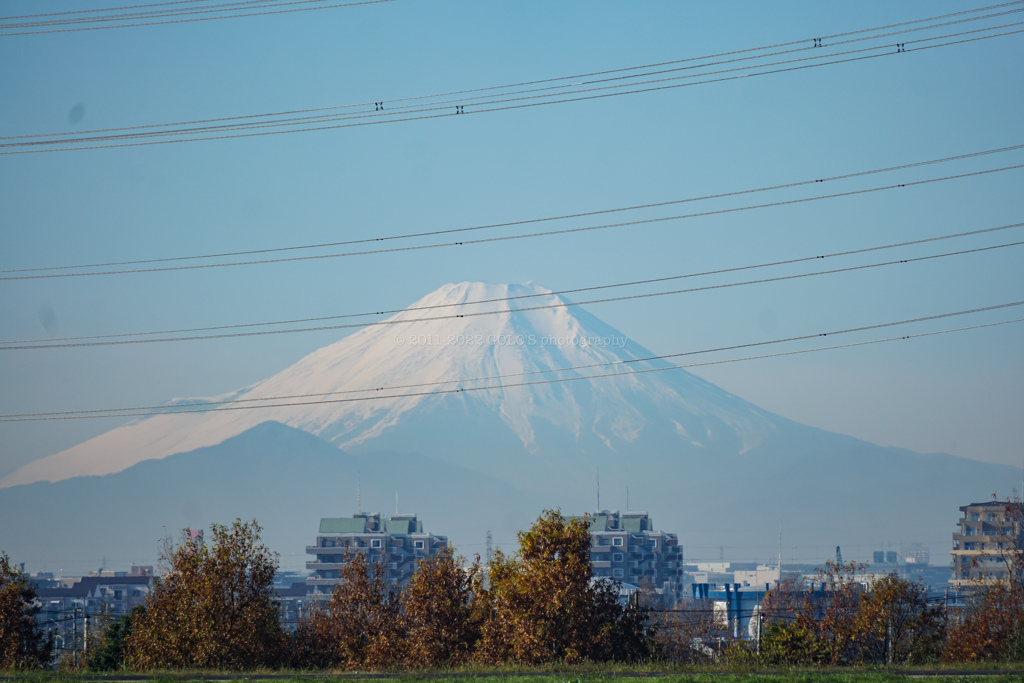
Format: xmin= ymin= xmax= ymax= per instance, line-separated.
xmin=305 ymin=512 xmax=448 ymax=598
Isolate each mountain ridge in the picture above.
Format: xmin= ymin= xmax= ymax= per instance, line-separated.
xmin=1 ymin=281 xmax=1014 ymax=572
xmin=1 ymin=281 xmax=782 ymax=489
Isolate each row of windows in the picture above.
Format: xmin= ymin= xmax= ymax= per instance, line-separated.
xmin=595 ymin=536 xmax=669 ymax=547
xmin=967 ymin=512 xmax=1004 ymax=522
xmin=320 ymin=538 xmax=426 ymax=549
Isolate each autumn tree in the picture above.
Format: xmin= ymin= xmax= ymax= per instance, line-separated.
xmin=655 ymin=600 xmax=730 ymax=665
xmin=943 ymin=581 xmax=1024 ymax=662
xmin=0 ymin=553 xmax=53 ymax=670
xmin=943 ymin=497 xmax=1024 ymax=663
xmin=853 ymin=574 xmax=945 ymax=664
xmin=292 ymin=551 xmax=404 ymax=670
xmin=126 ymin=519 xmax=285 ymax=670
xmin=742 ymin=574 xmax=810 ymax=664
xmin=402 ymin=546 xmax=482 ymax=668
xmin=476 ymin=509 xmax=654 ymax=664
xmin=793 ymin=560 xmax=866 ymax=665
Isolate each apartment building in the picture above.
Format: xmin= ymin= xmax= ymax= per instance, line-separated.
xmin=305 ymin=512 xmax=448 ymax=598
xmin=951 ymin=500 xmax=1021 ymax=586
xmin=580 ymin=510 xmax=684 ymax=605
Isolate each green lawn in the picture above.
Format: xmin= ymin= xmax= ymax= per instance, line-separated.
xmin=8 ymin=671 xmax=1023 ymax=683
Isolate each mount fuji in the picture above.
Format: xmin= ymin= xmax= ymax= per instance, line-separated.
xmin=1 ymin=282 xmax=780 ymax=490
xmin=0 ymin=282 xmax=1015 ymax=572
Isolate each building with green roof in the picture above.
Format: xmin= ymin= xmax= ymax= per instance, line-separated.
xmin=306 ymin=512 xmax=448 ymax=597
xmin=572 ymin=510 xmax=684 ymax=606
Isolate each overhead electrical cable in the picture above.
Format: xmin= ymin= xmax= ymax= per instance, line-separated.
xmin=3 ymin=304 xmax=1020 ymax=421
xmin=3 ymin=27 xmax=1019 ymax=154
xmin=3 ymin=20 xmax=1021 ymax=151
xmin=7 ymin=302 xmax=1018 ymax=417
xmin=4 ymin=143 xmax=1019 ymax=276
xmin=3 ymin=240 xmax=1021 ymax=351
xmin=5 ymin=1 xmax=354 ymax=26
xmin=7 ymin=7 xmax=1020 ymax=143
xmin=3 ymin=162 xmax=1021 ymax=281
xmin=0 ymin=0 xmax=401 ymax=36
xmin=1 ymin=0 xmax=213 ymax=21
xmin=3 ymin=221 xmax=1019 ymax=346
xmin=5 ymin=1 xmax=317 ymax=27
xmin=4 ymin=0 xmax=1020 ymax=133
xmin=3 ymin=0 xmax=1012 ymax=30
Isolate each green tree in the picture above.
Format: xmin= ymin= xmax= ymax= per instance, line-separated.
xmin=758 ymin=619 xmax=824 ymax=666
xmin=476 ymin=509 xmax=654 ymax=664
xmin=87 ymin=605 xmax=144 ymax=671
xmin=125 ymin=519 xmax=285 ymax=670
xmin=0 ymin=553 xmax=53 ymax=670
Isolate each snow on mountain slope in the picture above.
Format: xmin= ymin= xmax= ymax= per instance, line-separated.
xmin=0 ymin=282 xmax=779 ymax=489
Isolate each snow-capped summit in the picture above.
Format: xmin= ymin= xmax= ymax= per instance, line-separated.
xmin=0 ymin=282 xmax=777 ymax=489
xmin=3 ymin=282 xmax=1018 ymax=576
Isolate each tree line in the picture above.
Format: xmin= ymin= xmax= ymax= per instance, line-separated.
xmin=2 ymin=505 xmax=1023 ymax=671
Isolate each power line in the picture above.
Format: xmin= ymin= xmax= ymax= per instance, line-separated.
xmin=0 ymin=0 xmax=401 ymax=36
xmin=3 ymin=227 xmax=1021 ymax=350
xmin=3 ymin=160 xmax=1022 ymax=281
xmin=4 ymin=301 xmax=1020 ymax=420
xmin=4 ymin=143 xmax=1019 ymax=276
xmin=4 ymin=19 xmax=1022 ymax=151
xmin=10 ymin=146 xmax=1024 ymax=274
xmin=4 ymin=2 xmax=1020 ymax=140
xmin=4 ymin=1 xmax=352 ymax=26
xmin=1 ymin=0 xmax=212 ymax=21
xmin=7 ymin=7 xmax=1020 ymax=141
xmin=4 ymin=221 xmax=1017 ymax=346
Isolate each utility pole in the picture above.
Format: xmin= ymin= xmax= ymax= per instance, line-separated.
xmin=779 ymin=525 xmax=783 ymax=578
xmin=72 ymin=607 xmax=78 ymax=666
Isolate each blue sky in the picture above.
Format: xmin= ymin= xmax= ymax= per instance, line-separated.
xmin=1 ymin=0 xmax=1022 ymax=478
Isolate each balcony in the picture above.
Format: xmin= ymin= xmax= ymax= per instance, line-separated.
xmin=306 ymin=562 xmax=346 ymax=571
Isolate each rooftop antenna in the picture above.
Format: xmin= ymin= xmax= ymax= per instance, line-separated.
xmin=596 ymin=469 xmax=600 ymax=512
xmin=357 ymin=471 xmax=362 ymax=514
xmin=626 ymin=486 xmax=630 ymax=511
xmin=395 ymin=490 xmax=399 ymax=515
